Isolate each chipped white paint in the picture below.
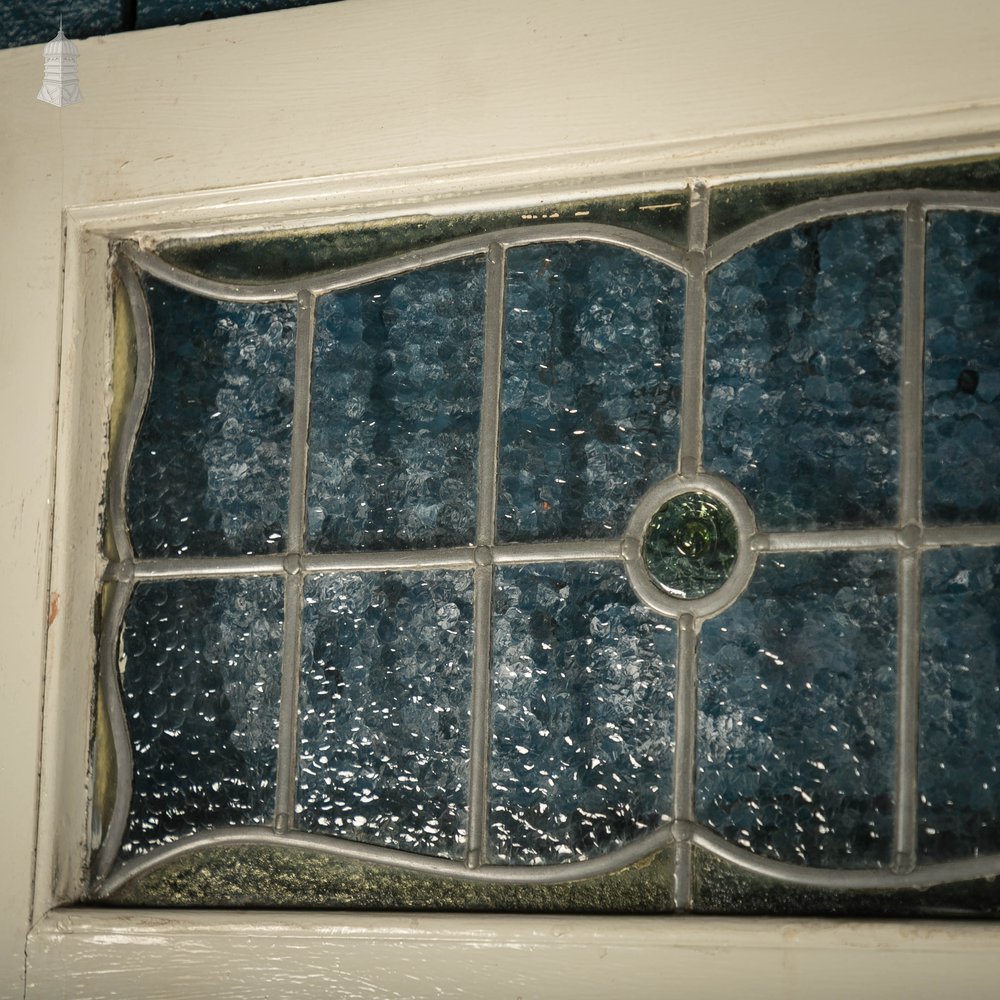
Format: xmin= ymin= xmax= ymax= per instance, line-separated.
xmin=5 ymin=1 xmax=1000 ymax=997
xmin=24 ymin=909 xmax=1000 ymax=1000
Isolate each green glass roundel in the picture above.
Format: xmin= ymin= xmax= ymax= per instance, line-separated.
xmin=642 ymin=492 xmax=739 ymax=600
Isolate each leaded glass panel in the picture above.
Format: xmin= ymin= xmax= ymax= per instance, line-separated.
xmin=94 ymin=166 xmax=1000 ymax=915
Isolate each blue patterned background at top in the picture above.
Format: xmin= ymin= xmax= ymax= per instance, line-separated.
xmin=489 ymin=563 xmax=675 ymax=865
xmin=119 ymin=576 xmax=285 ymax=858
xmin=697 ymin=550 xmax=897 ymax=869
xmin=704 ymin=214 xmax=903 ymax=530
xmin=0 ymin=0 xmax=333 ymax=47
xmin=307 ymin=258 xmax=485 ymax=552
xmin=497 ymin=242 xmax=685 ymax=542
xmin=297 ymin=571 xmax=474 ymax=860
xmin=918 ymin=547 xmax=1000 ymax=861
xmin=127 ymin=277 xmax=296 ymax=558
xmin=924 ymin=211 xmax=1000 ymax=524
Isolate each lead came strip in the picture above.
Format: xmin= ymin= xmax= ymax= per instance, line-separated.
xmin=272 ymin=290 xmax=318 ymax=833
xmin=96 ymin=812 xmax=1000 ymax=900
xmin=678 ymin=182 xmax=709 ymax=476
xmin=899 ymin=203 xmax=927 ymax=528
xmin=671 ymin=182 xmax=711 ymax=910
xmin=893 ymin=201 xmax=928 ymax=873
xmin=286 ymin=291 xmax=317 ymax=551
xmin=96 ymin=815 xmax=1000 ymax=900
xmin=275 ymin=573 xmax=304 ymax=833
xmin=93 ymin=579 xmax=136 ymax=881
xmin=123 ymin=225 xmax=689 ymax=304
xmin=672 ymin=614 xmax=700 ymax=910
xmin=94 ymin=257 xmax=155 ymax=881
xmin=466 ymin=243 xmax=507 ymax=868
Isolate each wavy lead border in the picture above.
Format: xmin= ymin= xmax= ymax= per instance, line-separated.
xmin=122 ymin=222 xmax=691 ymax=303
xmin=93 ymin=255 xmax=154 ymax=882
xmin=93 ymin=817 xmax=1000 ymax=901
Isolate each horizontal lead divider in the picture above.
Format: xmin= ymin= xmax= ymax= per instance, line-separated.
xmin=755 ymin=529 xmax=901 ymax=552
xmin=119 ymin=523 xmax=1000 ymax=584
xmin=757 ymin=524 xmax=1000 ymax=554
xmin=491 ymin=539 xmax=623 ymax=565
xmin=121 ymin=540 xmax=631 ymax=582
xmin=130 ymin=555 xmax=286 ymax=579
xmin=126 ymin=523 xmax=1000 ymax=583
xmin=127 ymin=550 xmax=476 ymax=581
xmin=302 ymin=548 xmax=476 ymax=572
xmin=922 ymin=524 xmax=1000 ymax=548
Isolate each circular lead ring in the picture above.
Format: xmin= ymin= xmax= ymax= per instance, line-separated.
xmin=623 ymin=473 xmax=758 ymax=620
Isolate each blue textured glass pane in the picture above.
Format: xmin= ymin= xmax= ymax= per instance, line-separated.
xmin=307 ymin=259 xmax=485 ymax=551
xmin=490 ymin=563 xmax=675 ymax=864
xmin=127 ymin=277 xmax=296 ymax=557
xmin=697 ymin=552 xmax=897 ymax=868
xmin=297 ymin=571 xmax=474 ymax=859
xmin=136 ymin=0 xmax=322 ymax=30
xmin=918 ymin=548 xmax=1000 ymax=861
xmin=497 ymin=242 xmax=685 ymax=542
xmin=2 ymin=0 xmax=121 ymax=48
xmin=119 ymin=577 xmax=284 ymax=857
xmin=704 ymin=214 xmax=903 ymax=529
xmin=924 ymin=212 xmax=1000 ymax=523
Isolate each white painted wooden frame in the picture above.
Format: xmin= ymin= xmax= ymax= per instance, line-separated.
xmin=6 ymin=0 xmax=1000 ymax=996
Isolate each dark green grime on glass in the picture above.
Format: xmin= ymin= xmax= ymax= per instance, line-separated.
xmin=642 ymin=492 xmax=738 ymax=599
xmin=157 ymin=189 xmax=689 ymax=283
xmin=102 ymin=843 xmax=676 ymax=913
xmin=690 ymin=846 xmax=1000 ymax=917
xmin=708 ymin=156 xmax=1000 ymax=240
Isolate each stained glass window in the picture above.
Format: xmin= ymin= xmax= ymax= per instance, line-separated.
xmin=93 ymin=164 xmax=1000 ymax=915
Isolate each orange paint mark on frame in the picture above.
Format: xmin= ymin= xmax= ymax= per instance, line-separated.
xmin=48 ymin=592 xmax=60 ymax=625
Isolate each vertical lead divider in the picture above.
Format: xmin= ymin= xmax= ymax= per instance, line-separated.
xmin=466 ymin=243 xmax=507 ymax=868
xmin=678 ymin=182 xmax=709 ymax=476
xmin=274 ymin=290 xmax=317 ymax=833
xmin=672 ymin=183 xmax=711 ymax=909
xmin=894 ymin=552 xmax=921 ymax=872
xmin=899 ymin=202 xmax=927 ymax=528
xmin=672 ymin=614 xmax=700 ymax=910
xmin=894 ymin=202 xmax=927 ymax=873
